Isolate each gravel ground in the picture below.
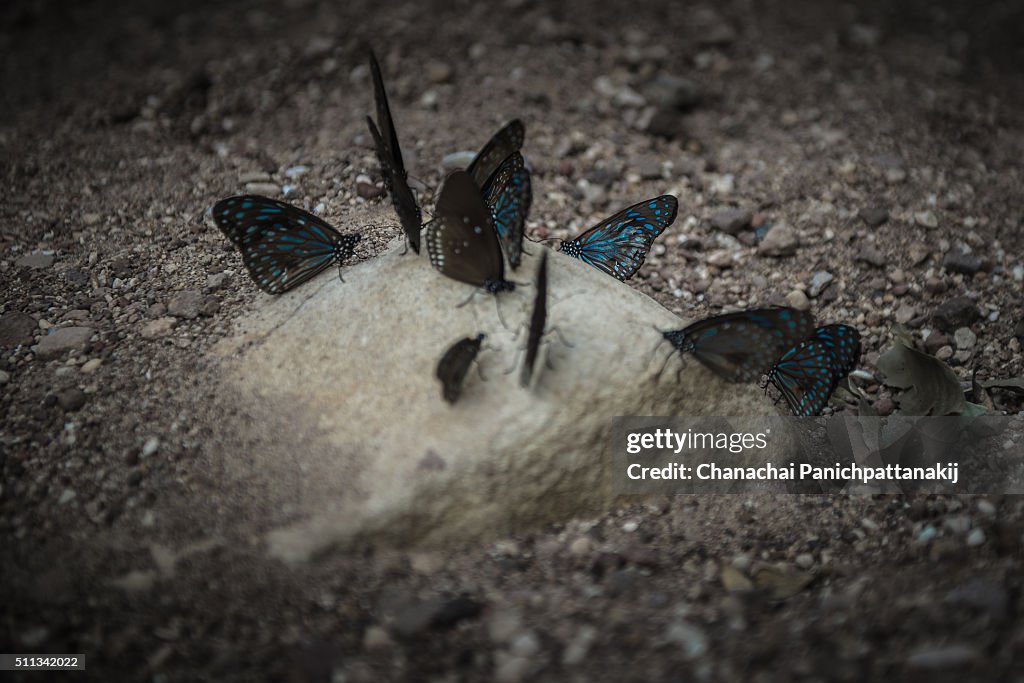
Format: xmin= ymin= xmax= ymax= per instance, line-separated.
xmin=2 ymin=0 xmax=1023 ymax=681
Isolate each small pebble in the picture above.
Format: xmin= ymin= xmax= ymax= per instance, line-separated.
xmin=80 ymin=358 xmax=102 ymax=374
xmin=808 ymin=271 xmax=834 ymax=298
xmin=976 ymin=500 xmax=996 ymax=516
xmin=786 ymin=289 xmax=811 ymax=311
xmin=914 ymin=210 xmax=938 ymax=228
xmin=142 ymin=437 xmax=160 ymax=458
xmin=953 ymin=327 xmax=976 ymax=350
xmin=758 ymin=222 xmax=799 ymax=257
xmin=569 ymin=537 xmax=593 ymax=556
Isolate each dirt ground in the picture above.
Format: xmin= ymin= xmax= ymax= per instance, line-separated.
xmin=2 ymin=0 xmax=1023 ymax=680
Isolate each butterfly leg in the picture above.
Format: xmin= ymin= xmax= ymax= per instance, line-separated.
xmin=503 ymin=347 xmax=523 ymax=376
xmin=493 ymin=295 xmax=512 ymax=330
xmin=455 ymin=289 xmax=480 ymax=308
xmin=550 ymin=326 xmax=574 ymax=349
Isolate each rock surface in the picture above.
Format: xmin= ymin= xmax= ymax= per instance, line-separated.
xmin=34 ymin=327 xmax=93 ymax=359
xmin=217 ymin=240 xmax=772 ymax=563
xmin=0 ymin=312 xmax=37 ymax=347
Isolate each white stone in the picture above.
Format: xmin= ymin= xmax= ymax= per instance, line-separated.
xmin=80 ymin=358 xmax=102 ymax=374
xmin=214 ymin=239 xmax=773 ymax=563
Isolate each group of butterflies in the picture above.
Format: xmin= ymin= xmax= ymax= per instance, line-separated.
xmin=210 ymin=49 xmax=860 ymax=415
xmin=660 ymin=308 xmax=861 ymax=417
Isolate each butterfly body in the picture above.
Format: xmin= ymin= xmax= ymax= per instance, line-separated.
xmin=521 ymin=251 xmax=549 ymax=388
xmin=426 ymin=170 xmax=515 ymax=294
xmin=437 ymin=333 xmax=486 ymax=404
xmin=767 ymin=324 xmax=861 ymax=416
xmin=663 ymin=308 xmax=816 ymax=383
xmin=212 ymin=195 xmax=361 ymax=295
xmin=560 ymin=195 xmax=678 ymax=281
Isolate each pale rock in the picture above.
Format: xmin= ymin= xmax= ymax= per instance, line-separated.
xmin=141 ymin=317 xmax=177 ymax=339
xmin=214 ymin=240 xmax=775 ymax=562
xmin=244 ymin=182 xmax=281 ymax=196
xmin=35 ymin=327 xmax=93 ymax=360
xmin=0 ymin=311 xmax=37 ymax=347
xmin=168 ymin=290 xmax=205 ymax=319
xmin=953 ymin=327 xmax=976 ymax=349
xmin=786 ymin=290 xmax=811 ymax=311
xmin=758 ymin=223 xmax=798 ymax=257
xmin=569 ymin=536 xmax=594 ymax=556
xmin=915 ymin=210 xmax=939 ymax=229
xmin=16 ymin=252 xmax=55 ymax=269
xmin=363 ymin=625 xmax=393 ymax=651
xmin=80 ymin=358 xmax=103 ymax=374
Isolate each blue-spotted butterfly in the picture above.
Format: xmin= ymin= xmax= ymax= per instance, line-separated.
xmin=560 ymin=195 xmax=678 ymax=281
xmin=662 ymin=308 xmax=816 ymax=383
xmin=367 ymin=49 xmax=422 ymax=253
xmin=212 ymin=195 xmax=360 ymax=295
xmin=483 ymin=152 xmax=532 ymax=270
xmin=467 ymin=119 xmax=525 ymax=199
xmin=766 ymin=324 xmax=861 ymax=416
xmin=426 ymin=171 xmax=514 ymax=294
xmin=437 ymin=333 xmax=486 ymax=404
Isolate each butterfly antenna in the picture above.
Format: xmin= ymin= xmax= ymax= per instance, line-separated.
xmin=335 ymin=260 xmax=346 ymax=283
xmin=529 ymin=236 xmax=562 ymax=246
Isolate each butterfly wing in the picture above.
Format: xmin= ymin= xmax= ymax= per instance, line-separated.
xmin=485 ymin=153 xmax=532 ymax=270
xmin=467 ymin=119 xmax=525 ymax=196
xmin=367 ymin=117 xmax=422 ymax=253
xmin=437 ymin=334 xmax=485 ymax=403
xmin=426 ymin=171 xmax=506 ymax=288
xmin=769 ymin=324 xmax=861 ymax=416
xmin=368 ymin=49 xmax=405 ymax=178
xmin=212 ymin=195 xmax=357 ymax=295
xmin=521 ymin=251 xmax=548 ymax=387
xmin=560 ymin=195 xmax=678 ymax=281
xmin=672 ymin=308 xmax=816 ymax=382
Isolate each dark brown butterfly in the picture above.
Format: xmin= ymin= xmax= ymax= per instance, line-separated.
xmin=520 ymin=251 xmax=549 ymax=388
xmin=425 ymin=171 xmax=515 ymax=294
xmin=367 ymin=49 xmax=422 ymax=254
xmin=466 ymin=119 xmax=525 ymax=198
xmin=437 ymin=333 xmax=486 ymax=403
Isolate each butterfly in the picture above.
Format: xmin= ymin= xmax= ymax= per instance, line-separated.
xmin=766 ymin=324 xmax=861 ymax=416
xmin=520 ymin=250 xmax=549 ymax=388
xmin=560 ymin=195 xmax=678 ymax=281
xmin=466 ymin=119 xmax=525 ymax=198
xmin=212 ymin=195 xmax=361 ymax=295
xmin=367 ymin=49 xmax=422 ymax=254
xmin=437 ymin=333 xmax=486 ymax=403
xmin=661 ymin=308 xmax=816 ymax=383
xmin=483 ymin=152 xmax=532 ymax=270
xmin=426 ymin=170 xmax=515 ymax=295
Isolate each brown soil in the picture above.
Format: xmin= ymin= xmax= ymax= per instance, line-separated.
xmin=2 ymin=0 xmax=1022 ymax=681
